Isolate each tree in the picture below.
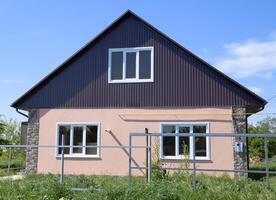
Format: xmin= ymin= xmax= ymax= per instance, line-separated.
xmin=0 ymin=116 xmax=8 ymax=144
xmin=0 ymin=115 xmax=25 ymax=168
xmin=248 ymin=117 xmax=276 ymax=161
xmin=0 ymin=115 xmax=20 ymax=145
xmin=0 ymin=122 xmax=4 ymax=132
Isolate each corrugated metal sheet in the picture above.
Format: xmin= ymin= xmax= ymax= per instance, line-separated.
xmin=12 ymin=11 xmax=266 ymax=110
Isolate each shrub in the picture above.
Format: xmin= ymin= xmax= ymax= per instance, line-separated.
xmin=248 ymin=117 xmax=276 ymax=160
xmin=151 ymin=138 xmax=168 ymax=181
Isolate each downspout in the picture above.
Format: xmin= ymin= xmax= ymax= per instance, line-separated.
xmin=16 ymin=108 xmax=28 ymax=118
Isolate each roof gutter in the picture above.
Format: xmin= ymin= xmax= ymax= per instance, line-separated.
xmin=257 ymin=104 xmax=266 ymax=113
xmin=16 ymin=108 xmax=28 ymax=118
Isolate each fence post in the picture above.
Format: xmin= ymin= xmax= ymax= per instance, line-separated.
xmin=128 ymin=134 xmax=132 ymax=187
xmin=7 ymin=147 xmax=12 ymax=173
xmin=264 ymin=137 xmax=270 ymax=190
xmin=145 ymin=128 xmax=148 ymax=181
xmin=192 ymin=134 xmax=196 ymax=191
xmin=148 ymin=132 xmax=152 ymax=184
xmin=60 ymin=134 xmax=65 ymax=184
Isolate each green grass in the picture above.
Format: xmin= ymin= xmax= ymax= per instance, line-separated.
xmin=0 ymin=174 xmax=276 ymax=199
xmin=249 ymin=157 xmax=276 ymax=180
xmin=0 ymin=169 xmax=15 ymax=177
xmin=250 ymin=159 xmax=276 ymax=171
xmin=0 ymin=149 xmax=25 ymax=177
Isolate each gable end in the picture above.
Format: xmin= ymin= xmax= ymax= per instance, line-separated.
xmin=11 ymin=10 xmax=267 ymax=111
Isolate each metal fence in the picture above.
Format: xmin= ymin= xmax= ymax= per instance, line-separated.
xmin=128 ymin=132 xmax=276 ymax=190
xmin=0 ymin=135 xmax=147 ymax=187
xmin=0 ymin=133 xmax=276 ymax=191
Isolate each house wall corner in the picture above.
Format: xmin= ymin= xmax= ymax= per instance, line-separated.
xmin=232 ymin=106 xmax=248 ymax=178
xmin=25 ymin=109 xmax=39 ymax=173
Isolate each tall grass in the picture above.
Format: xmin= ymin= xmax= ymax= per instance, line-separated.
xmin=0 ymin=148 xmax=25 ymax=177
xmin=0 ymin=174 xmax=276 ymax=199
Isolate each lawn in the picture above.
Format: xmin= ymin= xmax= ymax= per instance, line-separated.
xmin=0 ymin=174 xmax=276 ymax=200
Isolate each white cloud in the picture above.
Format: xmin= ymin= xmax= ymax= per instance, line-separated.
xmin=248 ymin=86 xmax=262 ymax=94
xmin=215 ymin=35 xmax=276 ymax=78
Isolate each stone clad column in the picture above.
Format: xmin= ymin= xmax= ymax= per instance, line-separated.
xmin=232 ymin=106 xmax=248 ymax=178
xmin=25 ymin=109 xmax=39 ymax=173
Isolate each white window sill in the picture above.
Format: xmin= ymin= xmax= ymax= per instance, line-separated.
xmin=108 ymin=79 xmax=154 ymax=84
xmin=56 ymin=155 xmax=100 ymax=159
xmin=161 ymin=156 xmax=211 ymax=161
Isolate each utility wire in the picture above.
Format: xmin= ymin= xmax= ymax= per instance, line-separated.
xmin=267 ymin=94 xmax=276 ymax=102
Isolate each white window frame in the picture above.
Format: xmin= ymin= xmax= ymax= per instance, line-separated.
xmin=55 ymin=122 xmax=101 ymax=158
xmin=108 ymin=47 xmax=154 ymax=83
xmin=160 ymin=122 xmax=210 ymax=160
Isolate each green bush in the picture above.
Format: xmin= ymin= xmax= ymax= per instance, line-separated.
xmin=248 ymin=117 xmax=276 ymax=160
xmin=152 ymin=161 xmax=168 ymax=180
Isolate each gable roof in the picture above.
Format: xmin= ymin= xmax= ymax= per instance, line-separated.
xmin=11 ymin=10 xmax=267 ymax=110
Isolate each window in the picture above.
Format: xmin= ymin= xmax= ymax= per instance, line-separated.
xmin=160 ymin=123 xmax=210 ymax=160
xmin=108 ymin=47 xmax=154 ymax=83
xmin=57 ymin=123 xmax=100 ymax=157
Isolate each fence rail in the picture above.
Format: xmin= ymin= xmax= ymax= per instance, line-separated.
xmin=128 ymin=132 xmax=276 ymax=191
xmin=0 ymin=143 xmax=148 ymax=185
xmin=0 ymin=132 xmax=275 ymax=192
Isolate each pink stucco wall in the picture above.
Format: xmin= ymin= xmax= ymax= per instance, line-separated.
xmin=37 ymin=108 xmax=234 ymax=176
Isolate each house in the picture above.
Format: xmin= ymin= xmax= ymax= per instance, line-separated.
xmin=12 ymin=10 xmax=266 ymax=177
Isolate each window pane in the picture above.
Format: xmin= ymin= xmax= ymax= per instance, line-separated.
xmin=179 ymin=127 xmax=190 ymax=156
xmin=139 ymin=50 xmax=151 ymax=79
xmin=111 ymin=52 xmax=123 ymax=80
xmin=193 ymin=125 xmax=206 ymax=133
xmin=58 ymin=125 xmax=70 ymax=154
xmin=86 ymin=126 xmax=98 ymax=155
xmin=193 ymin=125 xmax=207 ymax=157
xmin=163 ymin=125 xmax=175 ymax=156
xmin=163 ymin=125 xmax=175 ymax=133
xmin=126 ymin=52 xmax=136 ymax=78
xmin=195 ymin=137 xmax=206 ymax=157
xmin=73 ymin=127 xmax=83 ymax=154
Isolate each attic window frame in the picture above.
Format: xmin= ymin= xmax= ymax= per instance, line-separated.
xmin=108 ymin=47 xmax=154 ymax=83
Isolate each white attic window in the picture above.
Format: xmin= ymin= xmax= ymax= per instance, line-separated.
xmin=108 ymin=47 xmax=154 ymax=83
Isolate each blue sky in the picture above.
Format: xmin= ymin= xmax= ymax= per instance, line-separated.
xmin=0 ymin=1 xmax=276 ymax=123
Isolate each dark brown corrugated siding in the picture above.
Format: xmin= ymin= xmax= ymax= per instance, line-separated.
xmin=14 ymin=14 xmax=265 ymax=109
